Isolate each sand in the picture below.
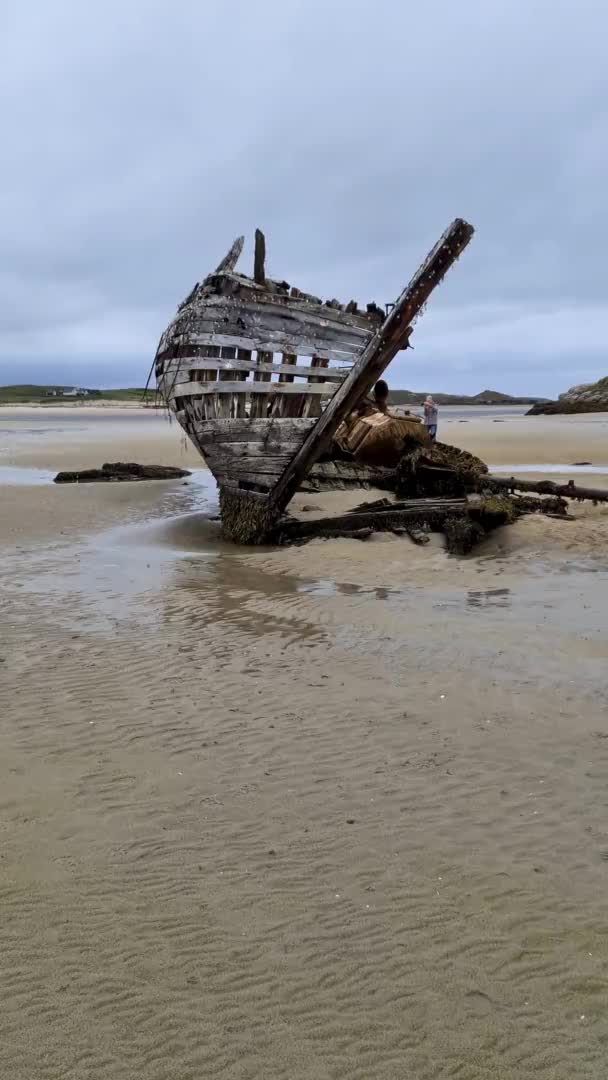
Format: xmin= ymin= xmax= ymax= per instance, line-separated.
xmin=440 ymin=409 xmax=608 ymax=466
xmin=2 ymin=409 xmax=608 ymax=1079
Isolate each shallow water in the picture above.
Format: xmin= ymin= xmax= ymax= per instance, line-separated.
xmin=0 ymin=465 xmax=57 ymax=484
xmin=490 ymin=463 xmax=608 ymax=475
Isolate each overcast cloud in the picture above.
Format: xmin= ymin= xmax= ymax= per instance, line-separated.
xmin=1 ymin=0 xmax=607 ymax=395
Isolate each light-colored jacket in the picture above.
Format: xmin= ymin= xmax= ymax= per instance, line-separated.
xmin=423 ymin=402 xmax=438 ymax=425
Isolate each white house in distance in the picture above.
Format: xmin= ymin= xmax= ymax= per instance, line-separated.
xmin=45 ymin=387 xmax=90 ymax=397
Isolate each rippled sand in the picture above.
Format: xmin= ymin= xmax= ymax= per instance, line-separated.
xmin=2 ymin=413 xmax=608 ymax=1079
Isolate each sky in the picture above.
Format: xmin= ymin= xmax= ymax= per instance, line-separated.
xmin=1 ymin=0 xmax=607 ymax=396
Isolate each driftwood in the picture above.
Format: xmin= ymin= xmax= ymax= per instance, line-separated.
xmin=54 ymin=462 xmax=191 ymax=484
xmin=488 ymin=475 xmax=608 ymax=503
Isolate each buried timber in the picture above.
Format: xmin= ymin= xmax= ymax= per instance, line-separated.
xmin=153 ymin=219 xmax=607 ymax=550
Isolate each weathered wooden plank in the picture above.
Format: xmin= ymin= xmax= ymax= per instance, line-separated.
xmin=162 ymin=299 xmax=375 ymax=355
xmin=221 ymin=459 xmax=290 ymax=478
xmin=162 ymin=357 xmax=349 ymax=379
xmin=164 ymin=303 xmax=376 ymax=349
xmin=166 ymin=333 xmax=362 ymax=364
xmin=205 ymin=442 xmax=293 ymax=466
xmin=207 ymin=440 xmax=307 ymax=459
xmin=270 ymin=218 xmax=475 ymax=510
xmin=208 ymin=461 xmax=293 ymax=482
xmin=191 ymin=417 xmax=316 ymax=441
xmin=155 ymin=326 xmax=359 ymax=366
xmin=180 ymin=306 xmax=371 ymax=344
xmin=171 ymin=380 xmax=341 ymax=397
xmin=183 ymin=294 xmax=377 ymax=330
xmin=218 ymin=478 xmax=270 ymax=499
xmin=308 ymin=461 xmax=391 ymax=481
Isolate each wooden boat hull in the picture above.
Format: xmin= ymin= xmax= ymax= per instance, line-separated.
xmin=154 ymin=222 xmax=475 ymax=532
xmin=155 ymin=237 xmax=383 ymax=496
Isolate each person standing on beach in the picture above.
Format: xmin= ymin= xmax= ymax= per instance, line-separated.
xmin=422 ymin=395 xmax=439 ymax=442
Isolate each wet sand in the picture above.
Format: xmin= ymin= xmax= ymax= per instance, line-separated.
xmin=2 ymin=410 xmax=608 ymax=1078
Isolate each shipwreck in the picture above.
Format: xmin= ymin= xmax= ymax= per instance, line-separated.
xmin=155 ymin=219 xmax=478 ymax=542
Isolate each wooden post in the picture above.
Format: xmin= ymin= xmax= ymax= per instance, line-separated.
xmin=217 ymin=346 xmax=236 ymax=418
xmin=269 ymin=218 xmax=474 ymax=511
xmin=200 ymin=345 xmax=219 ymax=420
xmin=234 ymin=349 xmax=250 ymax=418
xmin=250 ymin=350 xmax=273 ymax=418
xmin=302 ymin=356 xmax=329 ymax=418
xmin=272 ymin=352 xmax=297 ymax=417
xmin=254 ymin=229 xmax=266 ymax=285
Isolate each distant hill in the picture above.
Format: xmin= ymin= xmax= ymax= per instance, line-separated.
xmin=389 ymin=388 xmax=546 ymax=407
xmin=0 ymin=383 xmax=545 ymax=409
xmin=0 ymin=385 xmax=148 ymax=404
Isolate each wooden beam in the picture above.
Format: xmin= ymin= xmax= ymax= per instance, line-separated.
xmin=269 ymin=218 xmax=475 ymax=511
xmin=215 ymin=235 xmax=245 ymax=273
xmin=162 ymin=357 xmax=348 ymax=379
xmin=170 ymin=380 xmax=341 ymax=397
xmin=191 ymin=417 xmax=316 ymax=441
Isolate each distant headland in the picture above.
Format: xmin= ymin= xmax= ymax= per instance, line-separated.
xmin=527 ymin=377 xmax=608 ymax=415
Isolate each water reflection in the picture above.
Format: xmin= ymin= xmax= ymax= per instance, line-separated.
xmin=0 ymin=466 xmax=56 ymax=484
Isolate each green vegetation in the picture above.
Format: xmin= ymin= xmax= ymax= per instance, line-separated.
xmin=0 ymin=385 xmax=148 ymax=405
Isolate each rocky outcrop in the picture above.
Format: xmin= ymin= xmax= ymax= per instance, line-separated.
xmin=527 ymin=377 xmax=608 ymax=414
xmin=54 ymin=462 xmax=191 ymax=483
